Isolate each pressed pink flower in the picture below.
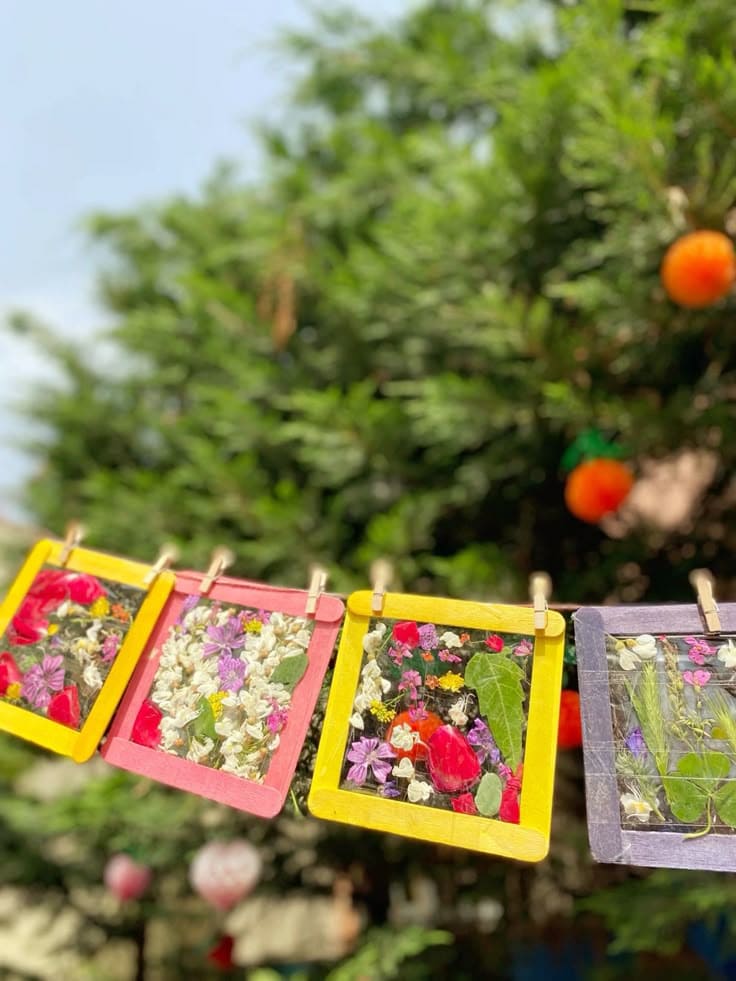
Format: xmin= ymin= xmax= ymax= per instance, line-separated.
xmin=513 ymin=639 xmax=533 ymax=657
xmin=345 ymin=737 xmax=396 ymax=785
xmin=685 ymin=637 xmax=716 ymax=666
xmin=101 ymin=634 xmax=121 ymax=662
xmin=21 ymin=654 xmax=65 ymax=709
xmin=438 ymin=649 xmax=462 ymax=663
xmin=683 ymin=669 xmax=711 ymax=688
xmin=266 ymin=705 xmax=288 ymax=734
xmin=418 ymin=623 xmax=438 ymax=649
xmin=388 ymin=644 xmax=412 ymax=666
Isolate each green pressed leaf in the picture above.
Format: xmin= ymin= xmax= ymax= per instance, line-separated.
xmin=465 ymin=652 xmax=526 ymax=769
xmin=192 ymin=697 xmax=217 ymax=743
xmin=270 ymin=651 xmax=309 ymax=688
xmin=474 ymin=772 xmax=502 ymax=817
xmin=676 ymin=751 xmax=730 ymax=786
xmin=714 ymin=781 xmax=736 ymax=828
xmin=662 ymin=776 xmax=707 ymax=824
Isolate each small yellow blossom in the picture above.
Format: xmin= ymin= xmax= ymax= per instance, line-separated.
xmin=208 ymin=692 xmax=227 ymax=719
xmin=369 ymin=700 xmax=394 ymax=723
xmin=5 ymin=683 xmax=21 ymax=701
xmin=245 ymin=620 xmax=263 ymax=634
xmin=90 ymin=597 xmax=110 ymax=618
xmin=46 ymin=624 xmax=59 ymax=635
xmin=438 ymin=672 xmax=464 ymax=692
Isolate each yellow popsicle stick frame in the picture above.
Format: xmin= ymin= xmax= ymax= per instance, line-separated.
xmin=309 ymin=591 xmax=566 ymax=861
xmin=0 ymin=539 xmax=174 ymax=762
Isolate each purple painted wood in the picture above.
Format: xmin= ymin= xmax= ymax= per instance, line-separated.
xmin=575 ymin=604 xmax=736 ymax=871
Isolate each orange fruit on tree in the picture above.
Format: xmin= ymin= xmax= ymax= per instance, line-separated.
xmin=661 ymin=230 xmax=736 ymax=308
xmin=564 ymin=458 xmax=634 ymax=523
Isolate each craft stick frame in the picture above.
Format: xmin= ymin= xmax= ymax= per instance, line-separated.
xmin=0 ymin=539 xmax=174 ymax=761
xmin=103 ymin=571 xmax=344 ymax=818
xmin=576 ymin=604 xmax=736 ymax=871
xmin=309 ymin=591 xmax=566 ymax=860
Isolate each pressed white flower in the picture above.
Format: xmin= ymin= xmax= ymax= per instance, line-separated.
xmin=620 ymin=791 xmax=654 ymax=823
xmin=187 ymin=737 xmax=214 ymax=763
xmin=448 ymin=698 xmax=468 ymax=727
xmin=56 ymin=600 xmax=71 ymax=618
xmin=82 ymin=662 xmax=103 ymax=692
xmin=631 ymin=635 xmax=658 ymax=659
xmin=618 ymin=635 xmax=658 ymax=670
xmin=439 ymin=631 xmax=462 ymax=649
xmin=349 ymin=712 xmax=365 ymax=730
xmin=618 ymin=649 xmax=640 ymax=671
xmin=362 ymin=622 xmax=387 ymax=655
xmin=718 ymin=639 xmax=736 ymax=669
xmin=392 ymin=757 xmax=415 ymax=781
xmin=407 ymin=779 xmax=433 ymax=803
xmin=389 ymin=723 xmax=420 ymax=751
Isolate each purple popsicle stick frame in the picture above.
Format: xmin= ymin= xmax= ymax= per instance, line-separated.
xmin=575 ymin=603 xmax=736 ymax=872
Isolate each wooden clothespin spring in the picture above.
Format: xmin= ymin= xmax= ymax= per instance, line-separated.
xmin=199 ymin=547 xmax=235 ymax=594
xmin=689 ymin=568 xmax=721 ymax=635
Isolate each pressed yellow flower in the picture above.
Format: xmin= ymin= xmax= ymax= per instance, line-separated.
xmin=90 ymin=597 xmax=110 ymax=618
xmin=208 ymin=692 xmax=227 ymax=719
xmin=245 ymin=620 xmax=263 ymax=634
xmin=5 ymin=683 xmax=21 ymax=701
xmin=369 ymin=700 xmax=394 ymax=723
xmin=46 ymin=624 xmax=59 ymax=635
xmin=438 ymin=672 xmax=464 ymax=692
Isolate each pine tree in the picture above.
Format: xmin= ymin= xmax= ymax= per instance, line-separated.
xmin=4 ymin=0 xmax=736 ymax=976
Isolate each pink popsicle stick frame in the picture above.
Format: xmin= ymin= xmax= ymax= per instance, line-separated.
xmin=102 ymin=571 xmax=344 ymax=817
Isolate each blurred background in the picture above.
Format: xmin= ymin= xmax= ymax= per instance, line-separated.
xmin=2 ymin=0 xmax=736 ymax=977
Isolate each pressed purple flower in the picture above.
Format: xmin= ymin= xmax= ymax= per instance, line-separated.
xmin=218 ymin=653 xmax=246 ymax=692
xmin=204 ymin=617 xmax=246 ymax=658
xmin=345 ymin=737 xmax=396 ymax=785
xmin=267 ymin=705 xmax=288 ymax=733
xmin=625 ymin=727 xmax=647 ymax=760
xmin=178 ymin=594 xmax=200 ymax=623
xmin=379 ymin=781 xmax=401 ymax=799
xmin=418 ymin=623 xmax=439 ymax=650
xmin=513 ymin=639 xmax=533 ymax=657
xmin=467 ymin=718 xmax=500 ymax=765
xmin=101 ymin=634 xmax=121 ymax=663
xmin=409 ymin=701 xmax=428 ymax=722
xmin=21 ymin=654 xmax=65 ymax=709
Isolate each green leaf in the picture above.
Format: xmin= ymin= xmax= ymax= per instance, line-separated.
xmin=676 ymin=751 xmax=730 ymax=786
xmin=474 ymin=772 xmax=502 ymax=817
xmin=191 ymin=697 xmax=217 ymax=743
xmin=714 ymin=781 xmax=736 ymax=828
xmin=662 ymin=775 xmax=707 ymax=824
xmin=465 ymin=652 xmax=526 ymax=769
xmin=270 ymin=651 xmax=309 ymax=688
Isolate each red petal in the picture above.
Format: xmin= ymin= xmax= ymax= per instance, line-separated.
xmin=427 ymin=725 xmax=481 ymax=793
xmin=131 ymin=700 xmax=163 ymax=749
xmin=47 ymin=685 xmax=81 ymax=729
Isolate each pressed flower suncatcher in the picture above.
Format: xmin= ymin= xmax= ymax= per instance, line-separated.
xmin=103 ymin=573 xmax=344 ymax=817
xmin=576 ymin=604 xmax=736 ymax=871
xmin=310 ymin=592 xmax=566 ymax=860
xmin=0 ymin=539 xmax=174 ymax=761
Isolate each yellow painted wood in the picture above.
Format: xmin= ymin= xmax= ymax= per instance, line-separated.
xmin=0 ymin=539 xmax=174 ymax=761
xmin=309 ymin=591 xmax=565 ymax=861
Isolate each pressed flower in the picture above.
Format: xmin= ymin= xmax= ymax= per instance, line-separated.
xmin=218 ymin=653 xmax=247 ymax=692
xmin=459 ymin=633 xmax=470 ymax=644
xmin=362 ymin=622 xmax=387 ymax=655
xmin=393 ymin=621 xmax=420 ymax=648
xmin=46 ymin=623 xmax=59 ymax=636
xmin=407 ymin=779 xmax=433 ymax=803
xmin=427 ymin=725 xmax=481 ymax=793
xmin=369 ymin=700 xmax=394 ymax=723
xmin=438 ymin=649 xmax=462 ymax=663
xmin=208 ymin=691 xmax=227 ymax=720
xmin=5 ymin=682 xmax=21 ymax=701
xmin=484 ymin=634 xmax=504 ymax=652
xmin=439 ymin=631 xmax=462 ymax=649
xmin=448 ymin=698 xmax=468 ymax=727
xmin=47 ymin=685 xmax=81 ymax=729
xmin=619 ymin=634 xmax=658 ymax=670
xmin=66 ymin=574 xmax=106 ymax=605
xmin=131 ymin=699 xmax=163 ymax=749
xmin=90 ymin=596 xmax=111 ymax=618
xmin=425 ymin=674 xmax=440 ymax=689
xmin=0 ymin=651 xmax=22 ymax=696
xmin=111 ymin=603 xmax=130 ymax=622
xmin=345 ymin=737 xmax=396 ymax=785
xmin=389 ymin=723 xmax=420 ymax=751
xmin=499 ymin=779 xmax=520 ymax=824
xmin=203 ymin=618 xmax=246 ymax=658
xmin=683 ymin=669 xmax=711 ymax=687
xmin=438 ymin=672 xmax=464 ymax=692
xmin=101 ymin=634 xmax=121 ymax=663
xmin=467 ymin=718 xmax=500 ymax=765
xmin=266 ymin=705 xmax=288 ymax=734
xmin=244 ymin=619 xmax=263 ymax=634
xmin=421 ymin=651 xmax=434 ymax=662
xmin=385 ymin=710 xmax=442 ymax=761
xmin=409 ymin=701 xmax=429 ymax=722
xmin=349 ymin=711 xmax=364 ymax=730
xmin=392 ymin=757 xmax=415 ymax=781
xmin=8 ymin=615 xmax=45 ymax=646
xmin=21 ymin=654 xmax=65 ymax=709
xmin=625 ymin=727 xmax=647 ymax=760
xmin=685 ymin=636 xmax=717 ymax=666
xmin=388 ymin=645 xmax=412 ymax=667
xmin=451 ymin=793 xmax=478 ymax=815
xmin=513 ymin=639 xmax=533 ymax=657
xmin=379 ymin=781 xmax=400 ymax=799
xmin=620 ymin=791 xmax=654 ymax=823
xmin=418 ymin=623 xmax=438 ymax=650
xmin=398 ymin=669 xmax=422 ymax=690
xmin=717 ymin=640 xmax=736 ymax=669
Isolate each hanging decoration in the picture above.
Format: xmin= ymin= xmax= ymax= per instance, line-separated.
xmin=562 ymin=431 xmax=634 ymax=524
xmin=309 ymin=589 xmax=565 ymax=860
xmin=575 ymin=592 xmax=736 ymax=872
xmin=0 ymin=535 xmax=174 ymax=761
xmin=102 ymin=566 xmax=344 ymax=817
xmin=660 ymin=229 xmax=736 ymax=308
xmin=189 ymin=839 xmax=262 ymax=911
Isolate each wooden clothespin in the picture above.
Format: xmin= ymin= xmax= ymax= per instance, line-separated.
xmin=305 ymin=565 xmax=328 ymax=615
xmin=143 ymin=543 xmax=179 ymax=587
xmin=689 ymin=568 xmax=721 ymax=635
xmin=59 ymin=521 xmax=85 ymax=566
xmin=370 ymin=559 xmax=394 ymax=615
xmin=529 ymin=571 xmax=552 ymax=632
xmin=199 ymin=546 xmax=234 ymax=594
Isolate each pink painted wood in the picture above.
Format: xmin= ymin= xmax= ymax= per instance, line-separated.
xmin=102 ymin=571 xmax=344 ymax=818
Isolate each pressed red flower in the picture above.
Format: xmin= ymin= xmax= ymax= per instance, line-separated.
xmin=484 ymin=634 xmax=504 ymax=652
xmin=427 ymin=725 xmax=481 ymax=793
xmin=8 ymin=615 xmax=46 ymax=646
xmin=385 ymin=710 xmax=442 ymax=761
xmin=131 ymin=699 xmax=163 ymax=749
xmin=392 ymin=621 xmax=420 ymax=648
xmin=0 ymin=651 xmax=22 ymax=695
xmin=67 ymin=574 xmax=107 ymax=605
xmin=207 ymin=935 xmax=235 ymax=971
xmin=499 ymin=765 xmax=522 ymax=824
xmin=451 ymin=792 xmax=478 ymax=815
xmin=47 ymin=685 xmax=81 ymax=729
xmin=558 ymin=690 xmax=583 ymax=749
xmin=27 ymin=570 xmax=71 ymax=612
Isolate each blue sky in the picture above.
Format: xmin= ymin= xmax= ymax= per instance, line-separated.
xmin=0 ymin=0 xmax=406 ymax=519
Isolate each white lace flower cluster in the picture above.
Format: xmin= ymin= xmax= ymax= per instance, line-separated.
xmin=151 ymin=605 xmax=312 ymax=783
xmin=349 ymin=623 xmax=390 ymax=730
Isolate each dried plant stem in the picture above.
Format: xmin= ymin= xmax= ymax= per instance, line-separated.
xmin=627 ymin=662 xmax=669 ymax=779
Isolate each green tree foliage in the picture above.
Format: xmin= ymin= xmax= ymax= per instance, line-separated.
xmin=5 ymin=0 xmax=736 ymax=976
